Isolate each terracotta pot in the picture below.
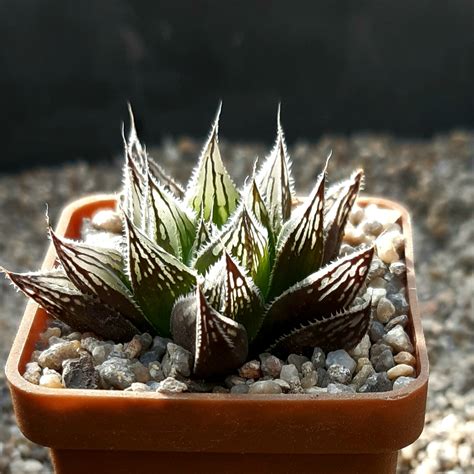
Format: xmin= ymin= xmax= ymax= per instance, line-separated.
xmin=6 ymin=195 xmax=429 ymax=474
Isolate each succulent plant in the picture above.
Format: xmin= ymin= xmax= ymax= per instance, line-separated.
xmin=3 ymin=105 xmax=374 ymax=379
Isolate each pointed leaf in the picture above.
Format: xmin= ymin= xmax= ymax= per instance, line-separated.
xmin=323 ymin=169 xmax=364 ymax=263
xmin=256 ymin=107 xmax=294 ymax=233
xmin=148 ymin=156 xmax=185 ymax=199
xmin=268 ymin=164 xmax=327 ymax=299
xmin=124 ymin=214 xmax=196 ymax=337
xmin=50 ymin=230 xmax=150 ymax=332
xmin=122 ymin=150 xmax=147 ymax=227
xmin=3 ymin=268 xmax=139 ymax=341
xmin=143 ymin=173 xmax=196 ymax=261
xmin=185 ymin=104 xmax=239 ymax=227
xmin=171 ymin=287 xmax=248 ymax=378
xmin=256 ymin=246 xmax=374 ymax=349
xmin=190 ymin=210 xmax=213 ymax=259
xmin=268 ymin=297 xmax=371 ymax=356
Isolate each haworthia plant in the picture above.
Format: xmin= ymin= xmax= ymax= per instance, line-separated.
xmin=2 ymin=105 xmax=373 ymax=379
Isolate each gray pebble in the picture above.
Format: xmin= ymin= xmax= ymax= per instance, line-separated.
xmin=231 ymin=384 xmax=250 ymax=394
xmin=316 ymin=368 xmax=329 ymax=387
xmin=259 ymin=353 xmax=283 ymax=378
xmin=287 ymin=354 xmax=309 ymax=371
xmin=373 ymin=349 xmax=395 ymax=372
xmin=351 ymin=364 xmax=375 ymax=391
xmin=148 ymin=361 xmax=165 ymax=382
xmin=359 ymin=372 xmax=393 ymax=393
xmin=368 ymin=256 xmax=387 ymax=278
xmin=326 ymin=349 xmax=356 ymax=374
xmin=156 ymin=377 xmax=188 ymax=393
xmin=304 ymin=386 xmax=328 ymax=394
xmin=348 ymin=335 xmax=371 ymax=360
xmin=371 ymin=342 xmax=393 ymax=358
xmin=327 ymin=383 xmax=356 ymax=394
xmin=384 ymin=325 xmax=414 ymax=353
xmin=327 ymin=364 xmax=352 ymax=384
xmin=311 ymin=347 xmax=326 ymax=369
xmin=301 ymin=371 xmax=318 ymax=389
xmin=273 ymin=378 xmax=291 ymax=392
xmin=98 ymin=357 xmax=136 ymax=389
xmin=376 ymin=297 xmax=396 ymax=323
xmin=139 ymin=349 xmax=163 ymax=366
xmin=369 ymin=320 xmax=386 ymax=342
xmin=225 ymin=375 xmax=247 ymax=388
xmin=248 ymin=380 xmax=282 ymax=394
xmin=162 ymin=343 xmax=193 ymax=378
xmin=384 ymin=273 xmax=404 ymax=295
xmin=91 ymin=343 xmax=113 ymax=366
xmin=123 ymin=333 xmax=152 ymax=359
xmin=62 ymin=355 xmax=99 ymax=389
xmin=279 ymin=364 xmax=300 ymax=384
xmin=385 ymin=314 xmax=409 ymax=331
xmin=389 ymin=261 xmax=406 ymax=276
xmin=393 ymin=376 xmax=416 ymax=390
xmin=388 ymin=293 xmax=409 ymax=315
xmin=23 ymin=362 xmax=42 ymax=385
xmin=301 ymin=361 xmax=315 ymax=377
xmin=151 ymin=335 xmax=173 ymax=361
xmin=38 ymin=340 xmax=81 ymax=371
xmin=370 ymin=287 xmax=387 ymax=306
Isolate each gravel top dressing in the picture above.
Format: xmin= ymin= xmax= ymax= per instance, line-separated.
xmin=1 ymin=131 xmax=472 ymax=473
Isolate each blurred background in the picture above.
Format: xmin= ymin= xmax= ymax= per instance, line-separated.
xmin=0 ymin=0 xmax=473 ymax=169
xmin=0 ymin=1 xmax=473 ymax=473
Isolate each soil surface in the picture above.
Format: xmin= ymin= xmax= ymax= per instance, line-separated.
xmin=1 ymin=131 xmax=472 ymax=473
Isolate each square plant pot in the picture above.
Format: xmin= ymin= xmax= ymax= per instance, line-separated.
xmin=5 ymin=194 xmax=429 ymax=474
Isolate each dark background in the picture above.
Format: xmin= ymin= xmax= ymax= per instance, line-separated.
xmin=1 ymin=0 xmax=473 ymax=170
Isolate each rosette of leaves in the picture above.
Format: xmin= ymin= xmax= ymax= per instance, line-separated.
xmin=3 ymin=105 xmax=374 ymax=379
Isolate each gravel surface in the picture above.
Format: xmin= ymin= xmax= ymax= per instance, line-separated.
xmin=1 ymin=131 xmax=472 ymax=473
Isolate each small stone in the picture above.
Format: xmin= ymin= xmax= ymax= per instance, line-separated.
xmin=393 ymin=351 xmax=416 ymax=367
xmin=130 ymin=360 xmax=151 ymax=383
xmin=151 ymin=336 xmax=172 ymax=361
xmin=212 ymin=386 xmax=229 ymax=393
xmin=384 ymin=325 xmax=414 ymax=353
xmin=339 ymin=243 xmax=355 ymax=256
xmin=124 ymin=333 xmax=152 ymax=359
xmin=370 ymin=342 xmax=393 ymax=358
xmin=231 ymin=384 xmax=250 ymax=394
xmin=91 ymin=209 xmax=123 ymax=233
xmin=373 ymin=349 xmax=395 ymax=372
xmin=349 ymin=205 xmax=364 ymax=225
xmin=327 ymin=383 xmax=356 ymax=394
xmin=81 ymin=336 xmax=103 ymax=354
xmin=225 ymin=375 xmax=246 ymax=388
xmin=9 ymin=459 xmax=45 ymax=474
xmin=368 ymin=256 xmax=387 ymax=278
xmin=385 ymin=314 xmax=409 ymax=331
xmin=248 ymin=380 xmax=282 ymax=394
xmin=273 ymin=378 xmax=291 ymax=392
xmin=359 ymin=372 xmax=392 ymax=393
xmin=65 ymin=331 xmax=82 ymax=341
xmin=369 ymin=276 xmax=388 ymax=289
xmin=348 ymin=335 xmax=371 ymax=360
xmin=62 ymin=355 xmax=99 ymax=389
xmin=38 ymin=340 xmax=81 ymax=370
xmin=279 ymin=364 xmax=300 ymax=384
xmin=162 ymin=343 xmax=193 ymax=378
xmin=362 ymin=220 xmax=384 ymax=236
xmin=327 ymin=364 xmax=352 ymax=384
xmin=389 ymin=261 xmax=406 ymax=276
xmin=301 ymin=371 xmax=318 ymax=389
xmin=39 ymin=368 xmax=64 ymax=388
xmin=387 ymin=364 xmax=415 ymax=380
xmin=238 ymin=360 xmax=262 ymax=379
xmin=369 ymin=320 xmax=386 ymax=342
xmin=384 ymin=273 xmax=404 ymax=295
xmin=146 ymin=381 xmax=162 ymax=391
xmin=139 ymin=349 xmax=163 ymax=366
xmin=311 ymin=347 xmax=326 ymax=369
xmin=287 ymin=354 xmax=309 ymax=371
xmin=351 ymin=364 xmax=375 ymax=391
xmin=108 ymin=343 xmax=127 ymax=359
xmin=305 ymin=387 xmax=327 ymax=394
xmin=23 ymin=362 xmax=42 ymax=385
xmin=376 ymin=232 xmax=401 ymax=264
xmin=156 ymin=377 xmax=188 ymax=393
xmin=301 ymin=361 xmax=315 ymax=377
xmin=125 ymin=382 xmax=152 ymax=392
xmin=388 ymin=293 xmax=409 ymax=315
xmin=393 ymin=376 xmax=416 ymax=390
xmin=91 ymin=343 xmax=113 ymax=366
xmin=376 ymin=297 xmax=396 ymax=323
xmin=316 ymin=368 xmax=329 ymax=387
xmin=369 ymin=287 xmax=387 ymax=306
xmin=30 ymin=350 xmax=42 ymax=362
xmin=259 ymin=353 xmax=282 ymax=378
xmin=149 ymin=361 xmax=165 ymax=382
xmin=39 ymin=326 xmax=61 ymax=346
xmin=98 ymin=357 xmax=136 ymax=389
xmin=356 ymin=357 xmax=372 ymax=372
xmin=326 ymin=349 xmax=356 ymax=374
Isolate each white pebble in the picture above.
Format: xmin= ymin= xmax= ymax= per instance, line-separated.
xmin=387 ymin=364 xmax=415 ymax=380
xmin=91 ymin=209 xmax=123 ymax=233
xmin=376 ymin=232 xmax=400 ymax=264
xmin=39 ymin=369 xmax=64 ymax=388
xmin=384 ymin=325 xmax=414 ymax=353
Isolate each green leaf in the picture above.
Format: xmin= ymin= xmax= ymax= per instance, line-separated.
xmin=323 ymin=169 xmax=364 ymax=264
xmin=2 ymin=268 xmax=139 ymax=341
xmin=189 ymin=209 xmax=213 ymax=260
xmin=124 ymin=214 xmax=196 ymax=337
xmin=267 ymin=162 xmax=327 ymax=299
xmin=254 ymin=246 xmax=374 ymax=350
xmin=121 ymin=151 xmax=146 ymax=227
xmin=193 ymin=204 xmax=270 ymax=294
xmin=185 ymin=103 xmax=239 ymax=227
xmin=256 ymin=106 xmax=295 ymax=233
xmin=143 ymin=173 xmax=196 ymax=262
xmin=171 ymin=286 xmax=248 ymax=378
xmin=49 ymin=229 xmax=150 ymax=332
xmin=268 ymin=296 xmax=371 ymax=357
